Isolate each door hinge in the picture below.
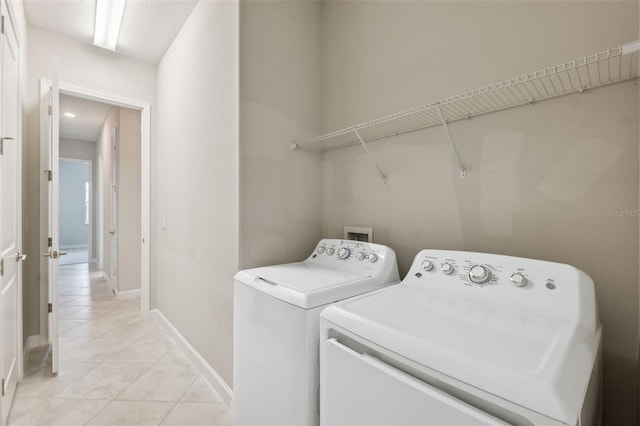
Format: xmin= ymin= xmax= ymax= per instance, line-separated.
xmin=1 ymin=15 xmax=5 ymax=35
xmin=0 ymin=259 xmax=4 ymax=277
xmin=112 ymin=184 xmax=116 ymax=193
xmin=48 ymin=237 xmax=52 ymax=248
xmin=1 ymin=378 xmax=5 ymax=397
xmin=48 ymin=303 xmax=52 ymax=313
xmin=45 ymin=170 xmax=52 ymax=181
xmin=48 ymin=105 xmax=52 ymax=116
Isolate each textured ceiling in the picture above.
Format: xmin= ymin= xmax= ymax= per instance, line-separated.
xmin=60 ymin=94 xmax=113 ymax=142
xmin=23 ymin=0 xmax=198 ymax=64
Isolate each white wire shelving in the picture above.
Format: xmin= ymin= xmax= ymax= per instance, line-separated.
xmin=290 ymin=40 xmax=640 ymax=182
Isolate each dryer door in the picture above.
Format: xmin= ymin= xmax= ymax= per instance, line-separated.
xmin=321 ymin=338 xmax=510 ymax=426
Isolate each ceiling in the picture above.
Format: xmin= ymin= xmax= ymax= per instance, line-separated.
xmin=60 ymin=94 xmax=112 ymax=142
xmin=26 ymin=1 xmax=198 ymax=142
xmin=23 ymin=0 xmax=198 ymax=64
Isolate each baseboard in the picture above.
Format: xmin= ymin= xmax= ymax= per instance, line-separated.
xmin=115 ymin=288 xmax=140 ymax=300
xmin=23 ymin=335 xmax=41 ymax=360
xmin=60 ymin=244 xmax=89 ymax=249
xmin=150 ymin=309 xmax=233 ymax=403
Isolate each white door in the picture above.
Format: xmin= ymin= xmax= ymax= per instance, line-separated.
xmin=43 ymin=61 xmax=62 ymax=375
xmin=0 ymin=4 xmax=24 ymax=424
xmin=109 ymin=128 xmax=117 ymax=290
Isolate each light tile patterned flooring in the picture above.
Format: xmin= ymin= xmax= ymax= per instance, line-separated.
xmin=9 ymin=263 xmax=233 ymax=426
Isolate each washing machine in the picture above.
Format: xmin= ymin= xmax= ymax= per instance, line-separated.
xmin=233 ymin=239 xmax=400 ymax=426
xmin=320 ymin=249 xmax=602 ymax=426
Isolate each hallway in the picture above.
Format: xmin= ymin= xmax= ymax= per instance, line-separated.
xmin=8 ymin=263 xmax=232 ymax=425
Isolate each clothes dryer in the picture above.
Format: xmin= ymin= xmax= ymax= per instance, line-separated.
xmin=233 ymin=239 xmax=399 ymax=426
xmin=320 ymin=250 xmax=601 ymax=426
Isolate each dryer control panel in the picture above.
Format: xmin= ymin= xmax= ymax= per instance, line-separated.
xmin=405 ymin=249 xmax=598 ymax=334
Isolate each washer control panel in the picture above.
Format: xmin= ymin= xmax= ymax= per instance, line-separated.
xmin=308 ymin=239 xmax=399 ymax=279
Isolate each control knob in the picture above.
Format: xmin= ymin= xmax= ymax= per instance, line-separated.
xmin=326 ymin=248 xmax=335 ymax=255
xmin=356 ymin=252 xmax=366 ymax=261
xmin=510 ymin=273 xmax=527 ymax=287
xmin=421 ymin=260 xmax=434 ymax=271
xmin=469 ymin=265 xmax=492 ymax=284
xmin=317 ymin=246 xmax=325 ymax=254
xmin=441 ymin=262 xmax=454 ymax=275
xmin=368 ymin=252 xmax=378 ymax=263
xmin=338 ymin=248 xmax=351 ymax=260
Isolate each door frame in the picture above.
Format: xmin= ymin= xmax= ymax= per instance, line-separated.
xmin=58 ymin=157 xmax=93 ymax=262
xmin=39 ymin=80 xmax=151 ymax=343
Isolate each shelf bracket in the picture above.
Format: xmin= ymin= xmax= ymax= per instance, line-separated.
xmin=436 ymin=105 xmax=467 ymax=179
xmin=354 ymin=130 xmax=388 ymax=184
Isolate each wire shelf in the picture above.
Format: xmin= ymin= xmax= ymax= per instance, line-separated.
xmin=292 ymin=41 xmax=640 ymax=153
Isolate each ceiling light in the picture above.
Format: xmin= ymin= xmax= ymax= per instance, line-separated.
xmin=93 ymin=0 xmax=126 ymax=51
xmin=64 ymin=112 xmax=76 ymax=118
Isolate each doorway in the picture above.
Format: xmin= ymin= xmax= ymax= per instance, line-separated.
xmin=58 ymin=158 xmax=92 ymax=266
xmin=39 ymin=83 xmax=151 ymax=369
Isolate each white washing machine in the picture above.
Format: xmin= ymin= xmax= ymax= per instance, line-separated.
xmin=320 ymin=249 xmax=602 ymax=426
xmin=233 ymin=239 xmax=400 ymax=426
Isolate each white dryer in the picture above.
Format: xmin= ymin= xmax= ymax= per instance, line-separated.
xmin=233 ymin=239 xmax=400 ymax=426
xmin=320 ymin=250 xmax=602 ymax=426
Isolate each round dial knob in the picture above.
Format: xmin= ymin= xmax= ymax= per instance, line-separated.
xmin=441 ymin=262 xmax=454 ymax=275
xmin=368 ymin=252 xmax=378 ymax=263
xmin=356 ymin=252 xmax=366 ymax=261
xmin=510 ymin=273 xmax=527 ymax=287
xmin=326 ymin=248 xmax=335 ymax=255
xmin=421 ymin=260 xmax=433 ymax=271
xmin=469 ymin=265 xmax=492 ymax=284
xmin=317 ymin=246 xmax=325 ymax=254
xmin=338 ymin=248 xmax=351 ymax=260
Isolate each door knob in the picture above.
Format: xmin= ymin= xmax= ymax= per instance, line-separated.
xmin=43 ymin=250 xmax=67 ymax=259
xmin=15 ymin=252 xmax=27 ymax=262
xmin=109 ymin=229 xmax=116 ymax=235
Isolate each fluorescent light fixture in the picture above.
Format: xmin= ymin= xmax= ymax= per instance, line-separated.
xmin=64 ymin=112 xmax=76 ymax=118
xmin=93 ymin=0 xmax=126 ymax=51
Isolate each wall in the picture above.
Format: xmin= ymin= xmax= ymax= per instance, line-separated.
xmin=116 ymin=107 xmax=141 ymax=292
xmin=23 ymin=26 xmax=156 ymax=340
xmin=321 ymin=1 xmax=639 ymax=424
xmin=96 ymin=107 xmax=117 ymax=284
xmin=60 ymin=138 xmax=97 ymax=257
xmin=58 ymin=160 xmax=89 ymax=247
xmin=155 ymin=0 xmax=239 ymax=387
xmin=239 ymin=0 xmax=323 ymax=270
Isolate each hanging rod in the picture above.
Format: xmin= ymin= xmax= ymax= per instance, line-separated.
xmin=290 ymin=40 xmax=640 ymax=154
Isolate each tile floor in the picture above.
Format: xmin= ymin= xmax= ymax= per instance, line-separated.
xmin=9 ymin=263 xmax=233 ymax=426
xmin=58 ymin=248 xmax=89 ymax=266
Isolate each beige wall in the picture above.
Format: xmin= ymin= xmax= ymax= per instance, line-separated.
xmin=321 ymin=1 xmax=639 ymax=424
xmin=23 ymin=25 xmax=155 ymax=340
xmin=155 ymin=0 xmax=239 ymax=387
xmin=239 ymin=0 xmax=323 ymax=270
xmin=116 ymin=108 xmax=141 ymax=293
xmin=60 ymin=137 xmax=98 ymax=258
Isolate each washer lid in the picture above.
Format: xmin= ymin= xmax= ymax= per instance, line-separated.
xmin=321 ymin=282 xmax=600 ymax=425
xmin=234 ymin=262 xmax=373 ymax=309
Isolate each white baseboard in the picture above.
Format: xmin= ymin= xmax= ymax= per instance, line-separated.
xmin=115 ymin=288 xmax=140 ymax=299
xmin=23 ymin=335 xmax=41 ymax=360
xmin=150 ymin=309 xmax=232 ymax=403
xmin=60 ymin=244 xmax=89 ymax=249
